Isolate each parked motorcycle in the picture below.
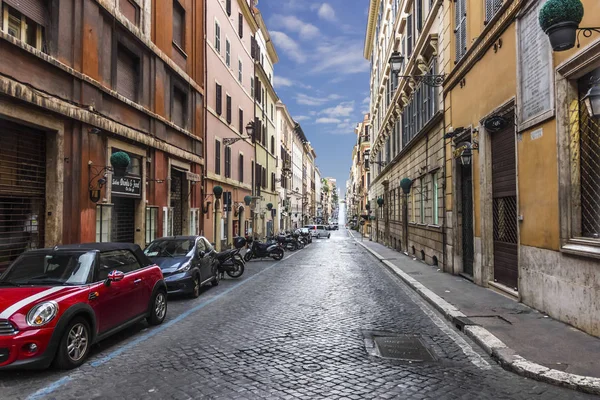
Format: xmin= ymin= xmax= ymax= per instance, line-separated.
xmin=244 ymin=237 xmax=285 ymax=261
xmin=215 ymin=237 xmax=246 ymax=278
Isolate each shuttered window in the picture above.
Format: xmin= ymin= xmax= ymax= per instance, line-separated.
xmin=271 ymin=172 xmax=275 ymax=192
xmin=416 ymin=0 xmax=423 ymax=32
xmin=407 ymin=14 xmax=413 ymax=58
xmin=226 ymin=0 xmax=231 ymax=15
xmin=226 ymin=95 xmax=232 ymax=124
xmin=250 ymin=36 xmax=256 ymax=59
xmin=224 ymin=146 xmax=231 ymax=178
xmin=254 ymin=77 xmax=261 ymax=102
xmin=173 ymin=0 xmax=185 ymax=49
xmin=215 ymin=21 xmax=221 ymax=53
xmin=262 ymin=167 xmax=267 ymax=189
xmin=238 ymin=109 xmax=244 ymax=135
xmin=216 ymin=83 xmax=222 ymax=115
xmin=215 ymin=140 xmax=221 ymax=175
xmin=4 ymin=0 xmax=46 ymax=26
xmin=238 ymin=60 xmax=243 ymax=83
xmin=238 ymin=13 xmax=243 ymax=38
xmin=254 ymin=118 xmax=261 ymax=142
xmin=239 ymin=153 xmax=244 ymax=182
xmin=455 ymin=0 xmax=467 ymax=62
xmin=117 ymin=45 xmax=138 ymax=101
xmin=226 ymin=39 xmax=231 ymax=67
xmin=119 ymin=0 xmax=139 ymax=25
xmin=250 ymin=77 xmax=254 ymax=97
xmin=270 ymin=136 xmax=275 ymax=154
xmin=172 ymin=86 xmax=186 ymax=127
xmin=485 ymin=0 xmax=503 ymax=24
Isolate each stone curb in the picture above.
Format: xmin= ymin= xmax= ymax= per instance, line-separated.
xmin=348 ymin=230 xmax=600 ymax=396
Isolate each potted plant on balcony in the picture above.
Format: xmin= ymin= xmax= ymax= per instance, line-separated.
xmin=539 ymin=0 xmax=584 ymax=51
xmin=110 ymin=151 xmax=130 ymax=177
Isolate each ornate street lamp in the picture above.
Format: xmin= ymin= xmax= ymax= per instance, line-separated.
xmin=389 ymin=51 xmax=445 ymax=87
xmin=582 ymin=79 xmax=600 ymax=118
xmin=223 ymin=121 xmax=255 ymax=146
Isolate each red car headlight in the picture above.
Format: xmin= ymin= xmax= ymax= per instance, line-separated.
xmin=26 ymin=301 xmax=58 ymax=327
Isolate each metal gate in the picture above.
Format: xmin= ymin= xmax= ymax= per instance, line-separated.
xmin=112 ymin=197 xmax=135 ymax=243
xmin=461 ymin=164 xmax=474 ymax=275
xmin=170 ymin=169 xmax=184 ymax=236
xmin=0 ymin=120 xmax=46 ymax=272
xmin=491 ymin=118 xmax=518 ymax=289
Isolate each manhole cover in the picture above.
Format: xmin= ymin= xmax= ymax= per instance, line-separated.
xmin=373 ymin=335 xmax=436 ymax=362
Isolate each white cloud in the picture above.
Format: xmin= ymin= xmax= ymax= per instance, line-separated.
xmin=270 ymin=31 xmax=306 ymax=63
xmin=331 ymin=119 xmax=358 ymax=134
xmin=316 ymin=117 xmax=342 ymax=124
xmin=309 ymin=111 xmax=318 ymax=116
xmin=294 ymin=116 xmax=310 ymax=121
xmin=317 ymin=3 xmax=336 ymax=21
xmin=327 ymin=94 xmax=343 ymax=100
xmin=321 ymin=101 xmax=355 ymax=118
xmin=362 ymin=96 xmax=370 ymax=104
xmin=311 ymin=38 xmax=369 ymax=75
xmin=269 ymin=15 xmax=320 ymax=40
xmin=275 ymin=76 xmax=294 ymax=87
xmin=295 ymin=93 xmax=331 ymax=106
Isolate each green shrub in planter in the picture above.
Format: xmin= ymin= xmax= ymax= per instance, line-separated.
xmin=539 ymin=0 xmax=584 ymax=51
xmin=244 ymin=195 xmax=252 ymax=205
xmin=539 ymin=0 xmax=583 ymax=31
xmin=110 ymin=151 xmax=130 ymax=177
xmin=267 ymin=203 xmax=273 ymax=210
xmin=400 ymin=178 xmax=413 ymax=194
xmin=213 ymin=185 xmax=223 ymax=199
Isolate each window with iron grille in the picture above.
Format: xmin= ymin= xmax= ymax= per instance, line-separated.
xmin=485 ymin=0 xmax=503 ymax=25
xmin=173 ymin=1 xmax=185 ymax=49
xmin=215 ymin=140 xmax=221 ymax=175
xmin=216 ymin=83 xmax=222 ymax=115
xmin=455 ymin=0 xmax=467 ymax=62
xmin=224 ymin=146 xmax=231 ymax=178
xmin=226 ymin=95 xmax=232 ymax=124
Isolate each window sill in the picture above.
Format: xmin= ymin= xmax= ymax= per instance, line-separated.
xmin=561 ymin=240 xmax=600 ymax=260
xmin=172 ymin=42 xmax=188 ymax=59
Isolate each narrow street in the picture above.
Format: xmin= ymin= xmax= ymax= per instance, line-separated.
xmin=0 ymin=230 xmax=593 ymax=400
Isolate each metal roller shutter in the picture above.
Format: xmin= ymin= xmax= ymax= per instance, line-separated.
xmin=4 ymin=0 xmax=47 ymax=26
xmin=0 ymin=119 xmax=46 ymax=272
xmin=112 ymin=197 xmax=135 ymax=243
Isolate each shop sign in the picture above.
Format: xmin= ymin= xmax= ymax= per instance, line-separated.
xmin=112 ymin=176 xmax=142 ymax=197
xmin=186 ymin=171 xmax=201 ymax=182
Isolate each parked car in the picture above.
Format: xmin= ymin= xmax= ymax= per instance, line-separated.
xmin=303 ymin=225 xmax=330 ymax=239
xmin=144 ymin=236 xmax=220 ymax=298
xmin=0 ymin=243 xmax=166 ymax=370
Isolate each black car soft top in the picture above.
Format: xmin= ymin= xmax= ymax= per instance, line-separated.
xmin=49 ymin=243 xmax=154 ymax=267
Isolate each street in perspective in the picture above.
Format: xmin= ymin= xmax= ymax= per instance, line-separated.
xmin=1 ymin=0 xmax=600 ymax=399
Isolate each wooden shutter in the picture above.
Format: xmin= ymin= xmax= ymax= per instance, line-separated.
xmin=239 ymin=109 xmax=244 ymax=134
xmin=225 ymin=146 xmax=231 ymax=178
xmin=226 ymin=95 xmax=232 ymax=124
xmin=416 ymin=0 xmax=423 ymax=32
xmin=251 ymin=36 xmax=256 ymax=58
xmin=262 ymin=167 xmax=267 ymax=189
xmin=216 ymin=84 xmax=222 ymax=115
xmin=226 ymin=0 xmax=231 ymax=16
xmin=254 ymin=118 xmax=261 ymax=142
xmin=255 ymin=163 xmax=261 ymax=194
xmin=215 ymin=140 xmax=221 ymax=175
xmin=172 ymin=1 xmax=184 ymax=47
xmin=407 ymin=14 xmax=413 ymax=57
xmin=455 ymin=0 xmax=467 ymax=61
xmin=5 ymin=0 xmax=46 ymax=26
xmin=238 ymin=13 xmax=244 ymax=38
xmin=117 ymin=46 xmax=137 ymax=101
xmin=239 ymin=154 xmax=244 ymax=182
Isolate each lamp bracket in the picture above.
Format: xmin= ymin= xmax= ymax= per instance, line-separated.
xmin=577 ymin=27 xmax=600 ymax=48
xmin=393 ymin=72 xmax=446 ymax=87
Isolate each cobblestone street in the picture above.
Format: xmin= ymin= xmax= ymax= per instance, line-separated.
xmin=0 ymin=229 xmax=594 ymax=400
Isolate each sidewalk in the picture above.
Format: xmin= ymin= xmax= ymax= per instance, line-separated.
xmin=348 ymin=229 xmax=600 ymax=396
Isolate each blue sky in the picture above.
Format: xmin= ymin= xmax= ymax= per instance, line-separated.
xmin=259 ymin=0 xmax=371 ymax=196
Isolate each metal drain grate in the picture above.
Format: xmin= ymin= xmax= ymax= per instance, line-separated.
xmin=373 ymin=335 xmax=436 ymax=362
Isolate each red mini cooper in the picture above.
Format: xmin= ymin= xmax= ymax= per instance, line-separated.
xmin=0 ymin=243 xmax=167 ymax=370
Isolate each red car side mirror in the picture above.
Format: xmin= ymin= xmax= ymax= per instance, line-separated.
xmin=105 ymin=270 xmax=125 ymax=286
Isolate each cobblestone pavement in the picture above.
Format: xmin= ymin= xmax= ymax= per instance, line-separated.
xmin=1 ymin=230 xmax=596 ymax=399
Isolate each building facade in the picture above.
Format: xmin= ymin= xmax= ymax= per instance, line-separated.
xmin=275 ymin=101 xmax=294 ymax=232
xmin=444 ymin=0 xmax=600 ymax=337
xmin=0 ymin=0 xmax=205 ymax=272
xmin=365 ymin=0 xmax=447 ymax=267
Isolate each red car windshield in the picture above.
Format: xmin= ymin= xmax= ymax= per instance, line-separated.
xmin=0 ymin=251 xmax=96 ymax=286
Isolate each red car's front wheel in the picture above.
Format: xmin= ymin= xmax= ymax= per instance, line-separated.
xmin=54 ymin=317 xmax=91 ymax=370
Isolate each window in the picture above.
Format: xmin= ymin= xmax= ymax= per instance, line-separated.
xmin=226 ymin=0 xmax=231 ymax=16
xmin=190 ymin=209 xmax=200 ymax=235
xmin=239 ymin=153 xmax=244 ymax=182
xmin=99 ymin=250 xmax=141 ymax=277
xmin=411 ymin=189 xmax=416 ymax=223
xmin=163 ymin=207 xmax=173 ymax=237
xmin=416 ymin=0 xmax=423 ymax=32
xmin=270 ymin=136 xmax=275 ymax=154
xmin=407 ymin=14 xmax=413 ymax=57
xmin=145 ymin=207 xmax=158 ymax=244
xmin=215 ymin=20 xmax=221 ymax=53
xmin=251 ymin=77 xmax=254 ymax=97
xmin=116 ymin=45 xmax=139 ymax=102
xmin=173 ymin=1 xmax=185 ymax=49
xmin=262 ymin=167 xmax=267 ymax=189
xmin=420 ymin=179 xmax=425 ymax=224
xmin=485 ymin=0 xmax=503 ymax=24
xmin=224 ymin=146 xmax=232 ymax=178
xmin=120 ymin=0 xmax=140 ymax=25
xmin=226 ymin=39 xmax=231 ymax=67
xmin=271 ymin=104 xmax=274 ymax=120
xmin=400 ymin=61 xmax=438 ymax=146
xmin=271 ymin=172 xmax=276 ymax=191
xmin=239 ymin=109 xmax=244 ymax=134
xmin=172 ymin=86 xmax=187 ymax=128
xmin=455 ymin=0 xmax=467 ymax=61
xmin=96 ymin=204 xmax=113 ymax=243
xmin=226 ymin=95 xmax=232 ymax=124
xmin=215 ymin=83 xmax=222 ymax=115
xmin=238 ymin=59 xmax=243 ymax=82
xmin=2 ymin=3 xmax=46 ymax=50
xmin=432 ymin=172 xmax=439 ymax=225
xmin=238 ymin=13 xmax=244 ymax=38
xmin=215 ymin=140 xmax=221 ymax=175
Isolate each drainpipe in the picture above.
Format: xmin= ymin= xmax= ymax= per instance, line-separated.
xmin=202 ymin=0 xmax=208 ymax=238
